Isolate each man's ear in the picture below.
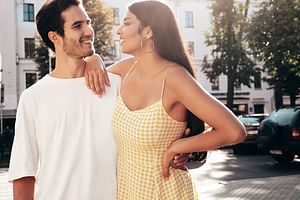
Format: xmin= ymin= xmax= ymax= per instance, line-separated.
xmin=143 ymin=26 xmax=153 ymax=40
xmin=48 ymin=31 xmax=61 ymax=45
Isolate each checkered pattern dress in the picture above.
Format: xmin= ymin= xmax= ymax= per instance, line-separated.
xmin=112 ymin=68 xmax=198 ymax=200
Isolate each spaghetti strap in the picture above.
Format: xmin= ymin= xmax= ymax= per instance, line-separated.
xmin=121 ymin=60 xmax=137 ymax=86
xmin=160 ymin=68 xmax=170 ymax=100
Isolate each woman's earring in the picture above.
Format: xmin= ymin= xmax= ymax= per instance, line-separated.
xmin=140 ymin=39 xmax=154 ymax=53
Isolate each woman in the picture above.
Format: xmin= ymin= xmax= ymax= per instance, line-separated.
xmin=85 ymin=1 xmax=246 ymax=199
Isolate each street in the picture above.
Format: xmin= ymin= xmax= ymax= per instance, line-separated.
xmin=1 ymin=149 xmax=300 ymax=199
xmin=189 ymin=149 xmax=300 ymax=199
xmin=189 ymin=148 xmax=300 ymax=181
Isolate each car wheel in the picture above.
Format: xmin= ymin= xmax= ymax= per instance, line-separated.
xmin=258 ymin=123 xmax=275 ymax=152
xmin=188 ymin=152 xmax=207 ymax=163
xmin=272 ymin=154 xmax=294 ymax=164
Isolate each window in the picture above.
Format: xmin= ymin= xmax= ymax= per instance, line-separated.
xmin=233 ymin=104 xmax=248 ymax=115
xmin=111 ymin=40 xmax=120 ymax=59
xmin=23 ymin=3 xmax=34 ymax=22
xmin=185 ymin=11 xmax=194 ymax=28
xmin=113 ymin=8 xmax=120 ymax=25
xmin=208 ymin=13 xmax=213 ymax=23
xmin=186 ymin=41 xmax=194 ymax=57
xmin=254 ymin=72 xmax=262 ymax=89
xmin=254 ymin=104 xmax=264 ymax=114
xmin=211 ymin=77 xmax=219 ymax=91
xmin=24 ymin=38 xmax=35 ymax=58
xmin=1 ymin=83 xmax=4 ymax=103
xmin=25 ymin=72 xmax=37 ymax=88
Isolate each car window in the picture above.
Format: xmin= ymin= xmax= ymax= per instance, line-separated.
xmin=239 ymin=116 xmax=266 ymax=125
xmin=269 ymin=109 xmax=298 ymax=125
xmin=291 ymin=112 xmax=300 ymax=128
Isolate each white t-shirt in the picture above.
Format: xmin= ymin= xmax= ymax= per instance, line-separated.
xmin=9 ymin=73 xmax=120 ymax=200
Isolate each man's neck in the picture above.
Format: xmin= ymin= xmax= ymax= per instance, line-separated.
xmin=50 ymin=55 xmax=86 ymax=79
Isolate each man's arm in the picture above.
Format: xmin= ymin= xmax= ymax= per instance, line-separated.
xmin=13 ymin=177 xmax=35 ymax=200
xmin=9 ymin=91 xmax=38 ymax=199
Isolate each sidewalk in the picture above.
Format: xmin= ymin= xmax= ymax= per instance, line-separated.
xmin=1 ymin=167 xmax=300 ymax=199
xmin=0 ymin=168 xmax=11 ymax=200
xmin=196 ymin=174 xmax=300 ymax=199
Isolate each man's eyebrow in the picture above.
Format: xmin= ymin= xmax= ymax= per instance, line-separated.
xmin=71 ymin=19 xmax=91 ymax=27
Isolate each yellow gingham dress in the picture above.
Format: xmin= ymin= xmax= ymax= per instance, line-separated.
xmin=112 ymin=68 xmax=198 ymax=200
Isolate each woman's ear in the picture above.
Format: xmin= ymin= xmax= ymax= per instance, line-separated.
xmin=143 ymin=26 xmax=153 ymax=40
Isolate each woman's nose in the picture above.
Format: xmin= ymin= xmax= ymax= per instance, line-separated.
xmin=117 ymin=26 xmax=122 ymax=35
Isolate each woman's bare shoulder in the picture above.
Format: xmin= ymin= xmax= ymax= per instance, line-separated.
xmin=166 ymin=65 xmax=194 ymax=82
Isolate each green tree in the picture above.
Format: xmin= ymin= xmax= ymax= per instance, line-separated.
xmin=83 ymin=0 xmax=114 ymax=58
xmin=202 ymin=0 xmax=256 ymax=111
xmin=246 ymin=0 xmax=300 ymax=108
xmin=34 ymin=36 xmax=55 ymax=78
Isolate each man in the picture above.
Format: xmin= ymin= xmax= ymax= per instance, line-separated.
xmin=8 ymin=0 xmax=119 ymax=199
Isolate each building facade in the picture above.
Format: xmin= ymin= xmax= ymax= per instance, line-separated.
xmin=100 ymin=0 xmax=276 ymax=115
xmin=0 ymin=0 xmax=43 ymax=119
xmin=0 ymin=0 xmax=297 ymax=127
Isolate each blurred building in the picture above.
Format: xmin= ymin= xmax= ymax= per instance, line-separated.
xmin=107 ymin=0 xmax=276 ymax=115
xmin=0 ymin=0 xmax=297 ymax=126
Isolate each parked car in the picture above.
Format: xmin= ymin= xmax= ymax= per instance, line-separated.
xmin=232 ymin=113 xmax=269 ymax=154
xmin=257 ymin=107 xmax=300 ymax=163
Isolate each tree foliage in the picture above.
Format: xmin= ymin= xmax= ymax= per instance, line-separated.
xmin=202 ymin=0 xmax=256 ymax=111
xmin=83 ymin=0 xmax=114 ymax=58
xmin=34 ymin=36 xmax=54 ymax=78
xmin=246 ymin=0 xmax=300 ymax=107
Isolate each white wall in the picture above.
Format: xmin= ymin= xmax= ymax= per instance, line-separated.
xmin=15 ymin=0 xmax=42 ymax=96
xmin=0 ymin=0 xmax=18 ymax=114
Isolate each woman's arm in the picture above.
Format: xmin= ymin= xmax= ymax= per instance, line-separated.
xmin=84 ymin=54 xmax=110 ymax=96
xmin=106 ymin=57 xmax=136 ymax=77
xmin=162 ymin=67 xmax=246 ymax=177
xmin=84 ymin=55 xmax=135 ymax=95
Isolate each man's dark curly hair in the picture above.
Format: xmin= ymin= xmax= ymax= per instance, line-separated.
xmin=36 ymin=0 xmax=81 ymax=52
